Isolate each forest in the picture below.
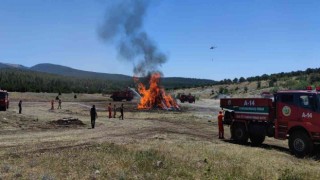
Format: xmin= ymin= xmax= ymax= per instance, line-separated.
xmin=217 ymin=67 xmax=320 ymax=88
xmin=0 ymin=68 xmax=216 ymax=93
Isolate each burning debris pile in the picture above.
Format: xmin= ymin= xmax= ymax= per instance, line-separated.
xmin=135 ymin=73 xmax=179 ymax=110
xmin=99 ymin=0 xmax=178 ymax=110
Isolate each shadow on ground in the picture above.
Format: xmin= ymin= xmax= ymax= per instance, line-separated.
xmin=222 ymin=139 xmax=320 ymax=160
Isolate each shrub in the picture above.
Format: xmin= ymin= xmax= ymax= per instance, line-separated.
xmin=257 ymin=81 xmax=261 ymax=89
xmin=244 ymin=87 xmax=248 ymax=93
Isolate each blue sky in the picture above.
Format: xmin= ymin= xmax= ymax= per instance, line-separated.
xmin=0 ymin=0 xmax=319 ymax=80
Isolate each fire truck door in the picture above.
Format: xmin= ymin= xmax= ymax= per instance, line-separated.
xmin=297 ymin=94 xmax=314 ymax=122
xmin=296 ymin=94 xmax=320 ymax=135
xmin=276 ymin=93 xmax=298 ymax=139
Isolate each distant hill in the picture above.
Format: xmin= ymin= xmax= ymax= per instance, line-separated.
xmin=29 ymin=63 xmax=217 ymax=88
xmin=4 ymin=63 xmax=28 ymax=69
xmin=0 ymin=62 xmax=28 ymax=69
xmin=30 ymin=63 xmax=132 ymax=82
xmin=0 ymin=68 xmax=130 ymax=93
xmin=0 ymin=63 xmax=12 ymax=69
xmin=1 ymin=61 xmax=320 ymax=94
xmin=0 ymin=62 xmax=217 ymax=93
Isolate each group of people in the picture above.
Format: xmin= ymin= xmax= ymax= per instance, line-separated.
xmin=18 ymin=98 xmax=62 ymax=114
xmin=17 ymin=96 xmax=124 ymax=130
xmin=51 ymin=99 xmax=62 ymax=110
xmin=107 ymin=103 xmax=124 ymax=120
xmin=90 ymin=103 xmax=124 ymax=129
xmin=17 ymin=96 xmax=225 ymax=138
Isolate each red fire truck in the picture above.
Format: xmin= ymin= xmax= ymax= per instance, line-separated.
xmin=0 ymin=90 xmax=9 ymax=111
xmin=220 ymin=87 xmax=320 ymax=157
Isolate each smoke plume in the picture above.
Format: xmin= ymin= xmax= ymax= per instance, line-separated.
xmin=98 ymin=0 xmax=167 ymax=77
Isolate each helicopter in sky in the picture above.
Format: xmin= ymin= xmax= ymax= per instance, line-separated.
xmin=210 ymin=46 xmax=217 ymax=61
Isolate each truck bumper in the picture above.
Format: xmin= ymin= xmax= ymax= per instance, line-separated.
xmin=311 ymin=132 xmax=320 ymax=141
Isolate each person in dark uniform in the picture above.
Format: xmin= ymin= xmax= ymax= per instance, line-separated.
xmin=119 ymin=103 xmax=124 ymax=120
xmin=113 ymin=104 xmax=117 ymax=118
xmin=18 ymin=100 xmax=22 ymax=114
xmin=58 ymin=99 xmax=62 ymax=109
xmin=90 ymin=105 xmax=98 ymax=129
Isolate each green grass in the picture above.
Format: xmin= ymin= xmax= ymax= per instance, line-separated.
xmin=1 ymin=141 xmax=320 ymax=179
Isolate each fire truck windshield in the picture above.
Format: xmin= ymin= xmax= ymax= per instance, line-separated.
xmin=0 ymin=92 xmax=6 ymax=98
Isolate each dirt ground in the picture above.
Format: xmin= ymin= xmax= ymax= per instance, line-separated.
xmin=0 ymin=93 xmax=287 ymax=149
xmin=0 ymin=93 xmax=218 ymax=149
xmin=0 ymin=93 xmax=319 ymax=179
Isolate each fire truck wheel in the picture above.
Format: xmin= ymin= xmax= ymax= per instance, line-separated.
xmin=289 ymin=131 xmax=314 ymax=158
xmin=250 ymin=134 xmax=265 ymax=146
xmin=233 ymin=124 xmax=248 ymax=144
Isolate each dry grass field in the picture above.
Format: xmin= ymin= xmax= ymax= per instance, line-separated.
xmin=0 ymin=92 xmax=320 ymax=179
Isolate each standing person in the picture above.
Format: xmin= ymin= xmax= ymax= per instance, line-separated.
xmin=18 ymin=100 xmax=22 ymax=114
xmin=217 ymin=111 xmax=224 ymax=139
xmin=108 ymin=103 xmax=112 ymax=119
xmin=90 ymin=105 xmax=98 ymax=129
xmin=58 ymin=99 xmax=62 ymax=109
xmin=51 ymin=99 xmax=54 ymax=110
xmin=119 ymin=103 xmax=124 ymax=120
xmin=113 ymin=104 xmax=117 ymax=118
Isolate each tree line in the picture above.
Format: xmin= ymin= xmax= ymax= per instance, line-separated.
xmin=0 ymin=68 xmax=216 ymax=93
xmin=217 ymin=67 xmax=320 ymax=87
xmin=0 ymin=69 xmax=134 ymax=93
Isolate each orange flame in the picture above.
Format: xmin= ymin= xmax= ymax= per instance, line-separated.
xmin=135 ymin=73 xmax=179 ymax=110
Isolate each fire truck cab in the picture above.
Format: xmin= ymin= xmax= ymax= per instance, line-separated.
xmin=274 ymin=89 xmax=320 ymax=156
xmin=220 ymin=87 xmax=320 ymax=157
xmin=0 ymin=90 xmax=9 ymax=111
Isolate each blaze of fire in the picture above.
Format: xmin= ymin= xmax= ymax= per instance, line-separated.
xmin=135 ymin=73 xmax=179 ymax=110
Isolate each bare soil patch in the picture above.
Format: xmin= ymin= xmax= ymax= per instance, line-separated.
xmin=48 ymin=117 xmax=86 ymax=128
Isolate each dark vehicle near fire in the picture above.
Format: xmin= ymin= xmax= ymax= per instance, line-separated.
xmin=0 ymin=90 xmax=9 ymax=111
xmin=110 ymin=89 xmax=134 ymax=101
xmin=179 ymin=94 xmax=195 ymax=103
